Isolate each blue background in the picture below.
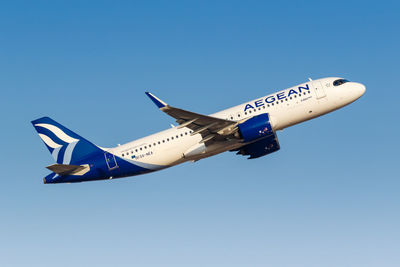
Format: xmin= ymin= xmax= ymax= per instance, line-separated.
xmin=1 ymin=1 xmax=399 ymax=266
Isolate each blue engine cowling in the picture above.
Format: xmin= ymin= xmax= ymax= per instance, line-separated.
xmin=237 ymin=113 xmax=274 ymax=142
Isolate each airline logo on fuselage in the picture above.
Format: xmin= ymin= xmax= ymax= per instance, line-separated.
xmin=244 ymin=84 xmax=310 ymax=112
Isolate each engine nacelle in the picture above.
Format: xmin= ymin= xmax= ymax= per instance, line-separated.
xmin=238 ymin=113 xmax=275 ymax=142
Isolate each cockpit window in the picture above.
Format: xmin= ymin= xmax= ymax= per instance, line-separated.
xmin=333 ymin=79 xmax=350 ymax=86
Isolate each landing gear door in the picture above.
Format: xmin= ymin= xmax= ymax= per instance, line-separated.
xmin=312 ymin=81 xmax=326 ymax=99
xmin=105 ymin=152 xmax=118 ymax=170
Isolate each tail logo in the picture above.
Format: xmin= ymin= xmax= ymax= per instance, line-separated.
xmin=34 ymin=123 xmax=79 ymax=164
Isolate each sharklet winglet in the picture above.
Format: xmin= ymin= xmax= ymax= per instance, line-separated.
xmin=145 ymin=92 xmax=167 ymax=108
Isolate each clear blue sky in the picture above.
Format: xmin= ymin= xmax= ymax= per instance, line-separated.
xmin=1 ymin=1 xmax=399 ymax=266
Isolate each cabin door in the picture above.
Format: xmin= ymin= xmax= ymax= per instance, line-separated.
xmin=313 ymin=81 xmax=326 ymax=99
xmin=104 ymin=152 xmax=118 ymax=170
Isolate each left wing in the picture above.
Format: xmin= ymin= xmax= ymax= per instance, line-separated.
xmin=145 ymin=92 xmax=282 ymax=159
xmin=145 ymin=92 xmax=239 ymax=143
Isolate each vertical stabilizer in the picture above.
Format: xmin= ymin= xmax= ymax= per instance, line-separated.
xmin=31 ymin=117 xmax=103 ymax=165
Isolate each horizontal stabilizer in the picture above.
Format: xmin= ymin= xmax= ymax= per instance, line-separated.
xmin=46 ymin=164 xmax=90 ymax=176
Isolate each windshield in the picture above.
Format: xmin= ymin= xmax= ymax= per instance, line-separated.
xmin=333 ymin=79 xmax=350 ymax=86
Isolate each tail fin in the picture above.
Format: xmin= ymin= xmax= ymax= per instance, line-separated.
xmin=31 ymin=117 xmax=103 ymax=165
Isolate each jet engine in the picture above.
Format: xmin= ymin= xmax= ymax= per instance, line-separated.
xmin=237 ymin=113 xmax=276 ymax=142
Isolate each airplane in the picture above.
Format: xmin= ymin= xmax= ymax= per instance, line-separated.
xmin=32 ymin=77 xmax=365 ymax=184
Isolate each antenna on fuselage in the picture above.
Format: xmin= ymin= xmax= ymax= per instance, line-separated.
xmin=308 ymin=77 xmax=313 ymax=81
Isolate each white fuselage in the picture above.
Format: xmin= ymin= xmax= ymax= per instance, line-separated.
xmin=111 ymin=77 xmax=365 ymax=171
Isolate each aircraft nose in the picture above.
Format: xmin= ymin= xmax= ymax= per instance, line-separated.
xmin=352 ymin=82 xmax=366 ymax=99
xmin=357 ymin=83 xmax=366 ymax=96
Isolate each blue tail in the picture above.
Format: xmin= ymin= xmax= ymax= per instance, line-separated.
xmin=31 ymin=117 xmax=103 ymax=165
